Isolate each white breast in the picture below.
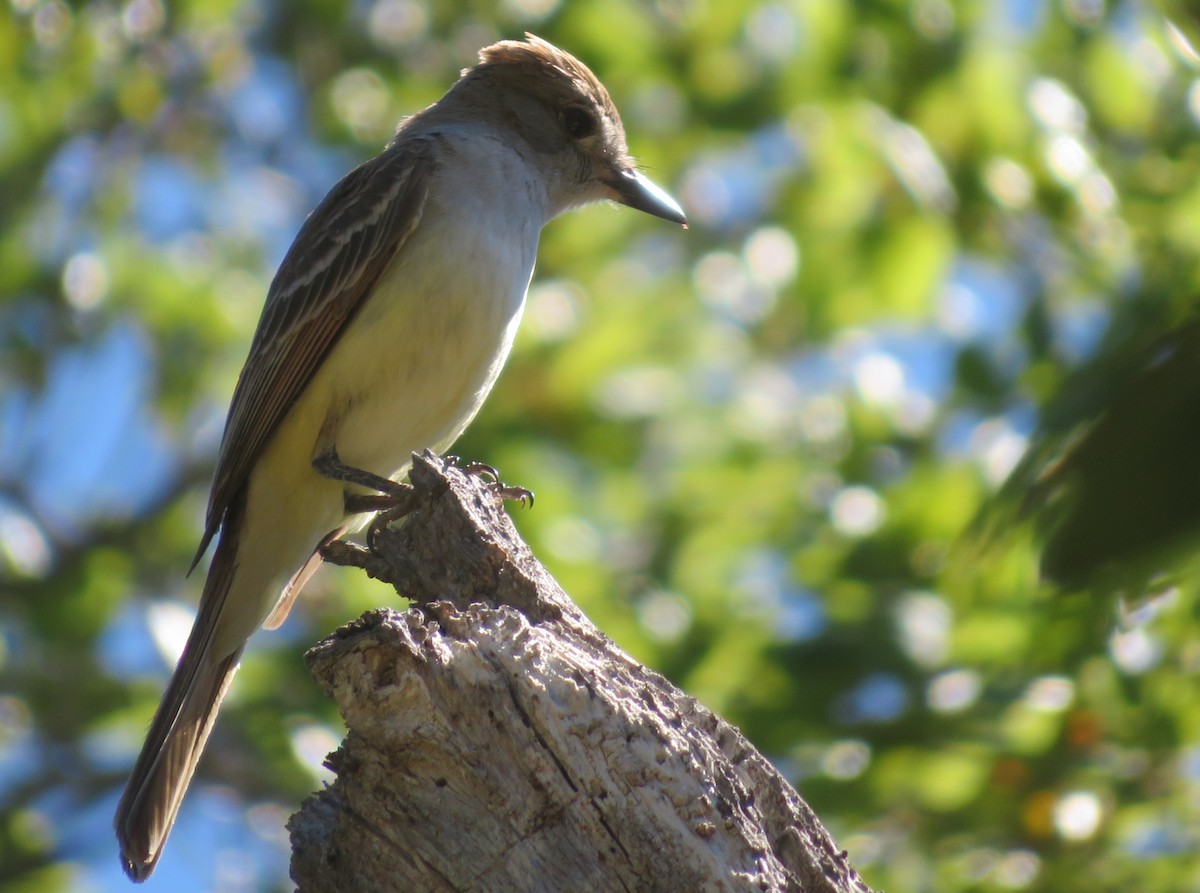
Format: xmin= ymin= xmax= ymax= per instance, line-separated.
xmin=312 ymin=129 xmax=546 ymax=482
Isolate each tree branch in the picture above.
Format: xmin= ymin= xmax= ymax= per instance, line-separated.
xmin=290 ymin=451 xmax=874 ymax=893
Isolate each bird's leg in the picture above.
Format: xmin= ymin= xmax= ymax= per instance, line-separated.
xmin=313 ymin=449 xmax=408 ymax=499
xmin=313 ymin=449 xmax=420 ymax=549
xmin=340 ymin=492 xmax=411 ymax=514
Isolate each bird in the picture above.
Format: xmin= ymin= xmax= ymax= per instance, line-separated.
xmin=114 ymin=33 xmax=686 ymax=881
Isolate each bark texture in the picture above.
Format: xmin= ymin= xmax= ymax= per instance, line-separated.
xmin=289 ymin=451 xmax=874 ymax=893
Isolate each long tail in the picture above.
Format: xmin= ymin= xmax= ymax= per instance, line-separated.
xmin=115 ymin=499 xmax=248 ymax=882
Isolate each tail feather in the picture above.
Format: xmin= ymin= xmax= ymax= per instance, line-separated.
xmin=115 ymin=645 xmax=243 ymax=880
xmin=115 ymin=495 xmax=248 ymax=882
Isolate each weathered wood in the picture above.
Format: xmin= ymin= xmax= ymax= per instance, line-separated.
xmin=289 ymin=451 xmax=873 ymax=893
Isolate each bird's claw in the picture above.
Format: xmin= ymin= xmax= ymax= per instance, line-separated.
xmin=463 ymin=461 xmax=501 ymax=482
xmin=443 ymin=454 xmax=500 ymax=482
xmin=442 ymin=455 xmax=533 ymax=508
xmin=366 ymin=498 xmax=418 ymax=551
xmin=490 ymin=482 xmax=534 ymax=508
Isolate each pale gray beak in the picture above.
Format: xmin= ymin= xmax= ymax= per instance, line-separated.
xmin=611 ymin=168 xmax=687 ymax=226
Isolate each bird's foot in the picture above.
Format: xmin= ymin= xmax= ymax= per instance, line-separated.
xmin=443 ymin=455 xmax=534 ymax=508
xmin=365 ymin=495 xmax=421 ymax=551
xmin=491 ymin=482 xmax=535 ymax=508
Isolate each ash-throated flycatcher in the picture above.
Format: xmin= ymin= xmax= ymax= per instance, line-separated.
xmin=115 ymin=34 xmax=686 ymax=880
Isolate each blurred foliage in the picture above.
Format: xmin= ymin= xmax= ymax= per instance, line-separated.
xmin=4 ymin=0 xmax=1200 ymax=891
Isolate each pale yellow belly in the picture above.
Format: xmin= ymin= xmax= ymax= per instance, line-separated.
xmin=211 ymin=215 xmax=535 ymax=654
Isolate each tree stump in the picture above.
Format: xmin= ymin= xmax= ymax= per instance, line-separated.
xmin=288 ymin=451 xmax=873 ymax=893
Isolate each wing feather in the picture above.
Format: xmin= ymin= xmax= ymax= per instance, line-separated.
xmin=191 ymin=138 xmax=435 ymax=568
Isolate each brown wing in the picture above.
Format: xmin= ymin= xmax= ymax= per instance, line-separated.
xmin=191 ymin=138 xmax=435 ymax=569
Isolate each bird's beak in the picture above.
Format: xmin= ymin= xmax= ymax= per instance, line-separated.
xmin=610 ymin=168 xmax=687 ymax=227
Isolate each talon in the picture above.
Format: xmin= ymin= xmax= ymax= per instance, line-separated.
xmin=491 ymin=482 xmax=534 ymax=508
xmin=366 ymin=497 xmax=418 ymax=550
xmin=366 ymin=512 xmax=389 ymax=552
xmin=464 ymin=461 xmax=500 ymax=482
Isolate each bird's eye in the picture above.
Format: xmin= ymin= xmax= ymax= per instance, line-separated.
xmin=562 ymin=106 xmax=597 ymax=140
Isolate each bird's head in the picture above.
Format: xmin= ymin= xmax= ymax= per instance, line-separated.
xmin=450 ymin=34 xmax=687 ymax=226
